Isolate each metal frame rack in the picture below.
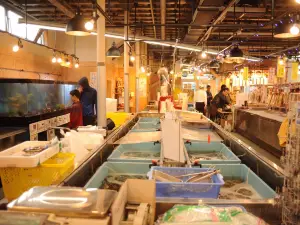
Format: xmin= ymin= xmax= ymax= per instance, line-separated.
xmin=282 ymin=93 xmax=300 ymax=225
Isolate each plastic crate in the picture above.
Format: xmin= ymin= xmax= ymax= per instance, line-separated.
xmin=108 ymin=142 xmax=161 ymax=163
xmin=185 ymin=141 xmax=241 ymax=164
xmin=201 ymin=164 xmax=277 ymax=199
xmin=85 ymin=162 xmax=150 ymax=189
xmin=106 ymin=112 xmax=131 ymax=127
xmin=149 ymin=167 xmax=224 ymax=198
xmin=0 ymin=153 xmax=75 ymax=201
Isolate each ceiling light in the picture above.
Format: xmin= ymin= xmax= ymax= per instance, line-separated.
xmin=176 ymin=46 xmax=201 ymax=52
xmin=12 ymin=39 xmax=23 ymax=52
xmin=75 ymin=62 xmax=79 ymax=68
xmin=144 ymin=41 xmax=171 ymax=47
xmin=84 ymin=20 xmax=94 ymax=31
xmin=130 ymin=55 xmax=135 ymax=62
xmin=141 ymin=66 xmax=146 ymax=73
xmin=290 ymin=24 xmax=300 ymax=35
xmin=106 ymin=42 xmax=121 ymax=57
xmin=230 ymin=46 xmax=244 ymax=58
xmin=274 ymin=18 xmax=300 ymax=38
xmin=52 ymin=56 xmax=57 ymax=63
xmin=279 ymin=58 xmax=284 ymax=65
xmin=201 ymin=51 xmax=207 ymax=58
xmin=296 ymin=0 xmax=300 ymax=3
xmin=57 ymin=56 xmax=62 ymax=63
xmin=66 ymin=8 xmax=91 ymax=36
xmin=170 ymin=70 xmax=174 ymax=75
xmin=147 ymin=72 xmax=151 ymax=76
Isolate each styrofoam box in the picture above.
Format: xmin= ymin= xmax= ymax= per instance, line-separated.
xmin=66 ymin=113 xmax=70 ymax=123
xmin=29 ymin=123 xmax=38 ymax=135
xmin=37 ymin=121 xmax=46 ymax=133
xmin=57 ymin=116 xmax=64 ymax=126
xmin=30 ymin=134 xmax=38 ymax=141
xmin=0 ymin=141 xmax=59 ymax=168
xmin=50 ymin=117 xmax=57 ymax=127
xmin=77 ymin=126 xmax=106 ymax=136
xmin=63 ymin=114 xmax=69 ymax=124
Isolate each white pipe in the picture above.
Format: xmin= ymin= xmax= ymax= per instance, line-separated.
xmin=135 ymin=40 xmax=140 ymax=113
xmin=96 ymin=0 xmax=106 ymax=128
xmin=124 ymin=10 xmax=130 ymax=113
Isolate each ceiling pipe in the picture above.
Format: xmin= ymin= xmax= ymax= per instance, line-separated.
xmin=149 ymin=0 xmax=157 ymax=38
xmin=160 ymin=0 xmax=166 ymax=40
xmin=47 ymin=0 xmax=75 ymax=18
xmin=197 ymin=0 xmax=240 ymax=44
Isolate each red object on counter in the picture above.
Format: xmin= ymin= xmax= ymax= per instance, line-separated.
xmin=158 ymin=95 xmax=174 ymax=113
xmin=208 ymin=134 xmax=211 ymax=143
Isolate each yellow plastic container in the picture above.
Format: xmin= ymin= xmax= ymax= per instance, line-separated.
xmin=107 ymin=112 xmax=131 ymax=127
xmin=0 ymin=152 xmax=75 ymax=201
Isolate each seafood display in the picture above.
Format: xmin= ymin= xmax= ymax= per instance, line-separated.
xmin=22 ymin=145 xmax=49 ymax=156
xmin=120 ymin=151 xmax=160 ymax=159
xmin=188 ymin=151 xmax=227 ymax=161
xmin=0 ymin=81 xmax=76 ymax=117
xmin=101 ymin=174 xmax=147 ymax=191
xmin=219 ymin=179 xmax=262 ymax=200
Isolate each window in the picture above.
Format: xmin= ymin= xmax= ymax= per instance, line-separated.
xmin=0 ymin=6 xmax=5 ymax=31
xmin=8 ymin=10 xmax=42 ymax=42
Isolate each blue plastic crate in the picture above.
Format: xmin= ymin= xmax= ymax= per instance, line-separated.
xmin=201 ymin=164 xmax=277 ymax=199
xmin=84 ymin=162 xmax=150 ymax=189
xmin=185 ymin=141 xmax=241 ymax=164
xmin=130 ymin=122 xmax=161 ymax=132
xmin=107 ymin=142 xmax=161 ymax=163
xmin=149 ymin=167 xmax=224 ymax=198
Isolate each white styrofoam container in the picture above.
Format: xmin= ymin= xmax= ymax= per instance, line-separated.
xmin=29 ymin=123 xmax=38 ymax=135
xmin=50 ymin=117 xmax=57 ymax=127
xmin=57 ymin=116 xmax=64 ymax=126
xmin=77 ymin=126 xmax=106 ymax=136
xmin=63 ymin=114 xmax=69 ymax=124
xmin=66 ymin=113 xmax=70 ymax=123
xmin=0 ymin=141 xmax=59 ymax=168
xmin=30 ymin=134 xmax=38 ymax=141
xmin=37 ymin=121 xmax=46 ymax=133
xmin=47 ymin=129 xmax=55 ymax=141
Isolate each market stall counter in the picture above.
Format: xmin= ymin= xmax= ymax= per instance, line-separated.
xmin=234 ymin=108 xmax=284 ymax=157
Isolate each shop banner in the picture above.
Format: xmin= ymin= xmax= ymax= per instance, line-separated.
xmin=277 ymin=64 xmax=285 ymax=78
xmin=291 ymin=62 xmax=299 ymax=81
xmin=243 ymin=67 xmax=249 ymax=81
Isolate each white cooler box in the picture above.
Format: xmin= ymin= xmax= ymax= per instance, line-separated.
xmin=0 ymin=141 xmax=59 ymax=167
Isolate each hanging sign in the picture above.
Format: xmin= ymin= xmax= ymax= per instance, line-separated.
xmin=243 ymin=67 xmax=249 ymax=81
xmin=291 ymin=62 xmax=299 ymax=81
xmin=277 ymin=65 xmax=285 ymax=78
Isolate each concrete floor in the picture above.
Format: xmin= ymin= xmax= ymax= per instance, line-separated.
xmin=232 ymin=132 xmax=282 ymax=167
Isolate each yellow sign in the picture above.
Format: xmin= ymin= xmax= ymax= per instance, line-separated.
xmin=292 ymin=62 xmax=299 ymax=81
xmin=277 ymin=65 xmax=285 ymax=78
xmin=243 ymin=67 xmax=249 ymax=81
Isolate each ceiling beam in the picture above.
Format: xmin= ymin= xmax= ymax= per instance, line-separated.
xmin=33 ymin=29 xmax=44 ymax=42
xmin=160 ymin=0 xmax=166 ymax=40
xmin=197 ymin=0 xmax=240 ymax=45
xmin=47 ymin=0 xmax=75 ymax=18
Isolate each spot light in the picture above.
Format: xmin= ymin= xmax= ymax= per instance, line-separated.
xmin=12 ymin=39 xmax=23 ymax=52
xmin=201 ymin=51 xmax=207 ymax=58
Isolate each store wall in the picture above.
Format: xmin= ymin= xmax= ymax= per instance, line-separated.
xmin=0 ymin=32 xmax=63 ymax=80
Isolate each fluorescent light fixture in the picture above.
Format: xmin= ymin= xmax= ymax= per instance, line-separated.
xmin=144 ymin=41 xmax=171 ymax=47
xmin=176 ymin=45 xmax=201 ymax=52
xmin=104 ymin=34 xmax=125 ymax=39
xmin=206 ymin=51 xmax=219 ymax=55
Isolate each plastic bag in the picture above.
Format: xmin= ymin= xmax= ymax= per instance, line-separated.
xmin=157 ymin=205 xmax=269 ymax=225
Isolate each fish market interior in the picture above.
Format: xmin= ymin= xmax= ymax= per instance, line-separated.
xmin=0 ymin=0 xmax=300 ymax=224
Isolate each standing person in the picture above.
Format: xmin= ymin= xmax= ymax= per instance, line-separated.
xmin=69 ymin=90 xmax=83 ymax=129
xmin=194 ymin=85 xmax=207 ymax=114
xmin=78 ymin=77 xmax=97 ymax=126
xmin=206 ymin=85 xmax=213 ymax=117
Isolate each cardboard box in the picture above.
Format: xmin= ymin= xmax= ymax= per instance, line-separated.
xmin=29 ymin=122 xmax=38 ymax=135
xmin=111 ymin=179 xmax=155 ymax=225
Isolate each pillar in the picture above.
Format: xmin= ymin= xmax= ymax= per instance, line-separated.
xmin=135 ymin=40 xmax=140 ymax=112
xmin=124 ymin=10 xmax=129 ymax=113
xmin=97 ymin=0 xmax=106 ymax=128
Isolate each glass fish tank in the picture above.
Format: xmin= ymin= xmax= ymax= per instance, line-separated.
xmin=0 ymin=80 xmax=77 ymax=117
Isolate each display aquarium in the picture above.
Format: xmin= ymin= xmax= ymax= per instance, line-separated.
xmin=0 ymin=80 xmax=77 ymax=117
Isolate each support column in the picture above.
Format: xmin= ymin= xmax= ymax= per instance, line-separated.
xmin=124 ymin=10 xmax=129 ymax=113
xmin=135 ymin=40 xmax=140 ymax=113
xmin=97 ymin=0 xmax=106 ymax=128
